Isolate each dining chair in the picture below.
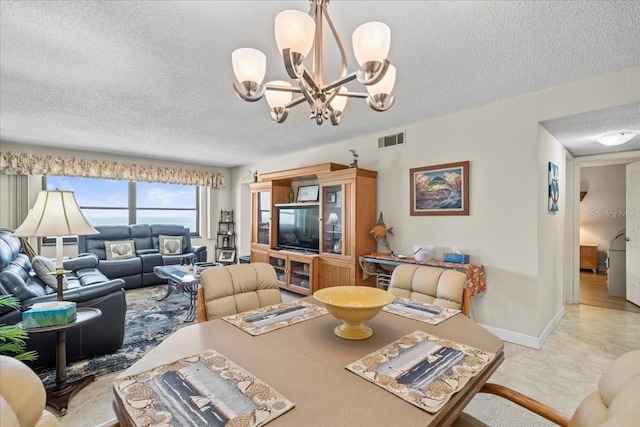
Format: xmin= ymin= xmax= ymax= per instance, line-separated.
xmin=454 ymin=350 xmax=640 ymax=426
xmin=196 ymin=262 xmax=282 ymax=321
xmin=387 ymin=264 xmax=470 ymax=316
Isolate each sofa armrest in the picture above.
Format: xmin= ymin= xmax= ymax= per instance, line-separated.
xmin=78 ymin=253 xmax=101 ymax=263
xmin=22 ymin=279 xmax=126 ymax=308
xmin=136 ymin=249 xmax=159 ymax=255
xmin=185 ymin=245 xmax=207 ymax=262
xmin=63 ymin=256 xmax=98 ymax=271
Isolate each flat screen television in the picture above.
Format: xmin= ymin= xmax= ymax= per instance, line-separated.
xmin=276 ymin=205 xmax=320 ymax=253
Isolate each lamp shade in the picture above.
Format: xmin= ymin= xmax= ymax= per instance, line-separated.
xmin=326 ymin=212 xmax=340 ymax=225
xmin=352 ymin=22 xmax=391 ymax=66
xmin=366 ymin=64 xmax=396 ymax=97
xmin=329 ymin=86 xmax=349 ymax=112
xmin=265 ymin=81 xmax=293 ymax=109
xmin=275 ymin=10 xmax=315 ymax=58
xmin=232 ymin=48 xmax=267 ymax=85
xmin=13 ymin=190 xmax=98 ymax=238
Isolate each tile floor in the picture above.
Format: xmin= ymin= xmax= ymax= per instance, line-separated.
xmin=54 ymin=302 xmax=640 ymax=426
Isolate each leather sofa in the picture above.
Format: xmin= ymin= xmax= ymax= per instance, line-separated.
xmin=78 ymin=224 xmax=207 ymax=289
xmin=0 ymin=231 xmax=127 ymax=370
xmin=0 ymin=355 xmax=62 ymax=427
xmin=387 ymin=264 xmax=470 ymax=316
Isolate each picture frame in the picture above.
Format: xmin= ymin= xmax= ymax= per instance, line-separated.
xmin=296 ymin=184 xmax=319 ymax=202
xmin=326 ymin=192 xmax=337 ymax=203
xmin=218 ymin=249 xmax=236 ymax=263
xmin=410 ymin=161 xmax=469 ymax=216
xmin=548 ymin=161 xmax=559 ymax=211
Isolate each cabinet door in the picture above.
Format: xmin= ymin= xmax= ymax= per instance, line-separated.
xmin=289 ymin=258 xmax=312 ymax=295
xmin=251 ymin=248 xmax=269 ymax=263
xmin=269 ymin=254 xmax=287 ymax=284
xmin=256 ymin=191 xmax=271 ymax=245
xmin=318 ymin=258 xmax=355 ymax=288
xmin=322 ymin=184 xmax=343 ymax=255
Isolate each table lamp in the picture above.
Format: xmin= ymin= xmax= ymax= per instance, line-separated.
xmin=326 ymin=212 xmax=340 ymax=241
xmin=13 ymin=190 xmax=98 ymax=301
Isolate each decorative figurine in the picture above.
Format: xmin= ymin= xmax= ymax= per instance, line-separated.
xmin=349 ymin=149 xmax=359 ymax=168
xmin=370 ymin=211 xmax=394 ymax=253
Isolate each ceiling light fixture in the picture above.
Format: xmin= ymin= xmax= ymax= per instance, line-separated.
xmin=231 ymin=0 xmax=395 ymax=126
xmin=596 ymin=131 xmax=636 ymax=146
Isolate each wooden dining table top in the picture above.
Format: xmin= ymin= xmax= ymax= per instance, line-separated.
xmin=113 ymin=297 xmax=504 ymax=427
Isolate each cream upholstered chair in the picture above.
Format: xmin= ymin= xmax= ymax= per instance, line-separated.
xmin=455 ymin=350 xmax=640 ymax=426
xmin=196 ymin=262 xmax=282 ymax=322
xmin=387 ymin=264 xmax=469 ymax=316
xmin=0 ymin=355 xmax=62 ymax=427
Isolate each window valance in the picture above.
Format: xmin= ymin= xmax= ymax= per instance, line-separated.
xmin=0 ymin=151 xmax=225 ymax=188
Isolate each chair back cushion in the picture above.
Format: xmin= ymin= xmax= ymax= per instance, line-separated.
xmin=200 ymin=263 xmax=282 ymax=319
xmin=569 ymin=350 xmax=640 ymax=427
xmin=388 ymin=264 xmax=465 ymax=310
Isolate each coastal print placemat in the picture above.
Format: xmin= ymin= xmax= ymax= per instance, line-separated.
xmin=222 ymin=299 xmax=328 ymax=336
xmin=114 ymin=349 xmax=294 ymax=427
xmin=383 ymin=297 xmax=460 ymax=325
xmin=346 ymin=330 xmax=494 ymax=414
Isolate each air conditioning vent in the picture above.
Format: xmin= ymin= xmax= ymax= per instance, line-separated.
xmin=378 ymin=131 xmax=405 ymax=149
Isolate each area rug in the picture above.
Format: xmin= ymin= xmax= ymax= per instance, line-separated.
xmin=37 ymin=285 xmax=194 ymax=388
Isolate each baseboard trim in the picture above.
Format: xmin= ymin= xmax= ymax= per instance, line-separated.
xmin=479 ymin=305 xmax=566 ymax=349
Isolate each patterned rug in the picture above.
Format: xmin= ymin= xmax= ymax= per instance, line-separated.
xmin=37 ymin=285 xmax=194 ymax=387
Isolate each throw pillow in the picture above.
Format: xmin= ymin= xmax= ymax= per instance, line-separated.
xmin=31 ymin=256 xmax=69 ymax=290
xmin=159 ymin=235 xmax=183 ymax=255
xmin=105 ymin=240 xmax=136 ymax=260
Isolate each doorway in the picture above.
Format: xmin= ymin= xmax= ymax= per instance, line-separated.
xmin=577 ymin=156 xmax=640 ymax=313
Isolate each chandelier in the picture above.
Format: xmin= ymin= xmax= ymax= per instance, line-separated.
xmin=231 ymin=0 xmax=396 ymax=125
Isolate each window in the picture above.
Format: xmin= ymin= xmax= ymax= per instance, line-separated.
xmin=44 ymin=177 xmax=199 ymax=240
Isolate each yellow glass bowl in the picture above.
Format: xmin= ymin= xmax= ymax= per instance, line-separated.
xmin=313 ymin=286 xmax=395 ymax=340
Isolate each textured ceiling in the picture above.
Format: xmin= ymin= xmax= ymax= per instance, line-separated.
xmin=1 ymin=1 xmax=639 ymax=168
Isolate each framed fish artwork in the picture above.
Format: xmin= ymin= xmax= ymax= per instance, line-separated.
xmin=410 ymin=161 xmax=469 ymax=216
xmin=548 ymin=162 xmax=559 ymax=211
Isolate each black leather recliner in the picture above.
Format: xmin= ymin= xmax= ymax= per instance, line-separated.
xmin=0 ymin=231 xmax=127 ymax=370
xmin=78 ymin=224 xmax=207 ymax=289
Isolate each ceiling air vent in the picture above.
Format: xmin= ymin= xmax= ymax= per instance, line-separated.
xmin=378 ymin=131 xmax=405 ymax=149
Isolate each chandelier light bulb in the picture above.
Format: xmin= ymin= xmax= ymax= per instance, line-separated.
xmin=329 ymin=87 xmax=349 ymax=112
xmin=352 ymin=22 xmax=391 ymax=67
xmin=265 ymin=81 xmax=293 ymax=109
xmin=596 ymin=131 xmax=636 ymax=146
xmin=232 ymin=48 xmax=267 ymax=86
xmin=275 ymin=10 xmax=315 ymax=58
xmin=367 ymin=64 xmax=396 ymax=97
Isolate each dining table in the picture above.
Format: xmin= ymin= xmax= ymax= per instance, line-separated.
xmin=112 ymin=296 xmax=504 ymax=426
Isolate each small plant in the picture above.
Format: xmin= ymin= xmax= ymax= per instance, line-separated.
xmin=0 ymin=295 xmax=37 ymax=361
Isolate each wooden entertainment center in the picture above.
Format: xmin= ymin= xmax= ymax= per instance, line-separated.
xmin=250 ymin=163 xmax=377 ymax=295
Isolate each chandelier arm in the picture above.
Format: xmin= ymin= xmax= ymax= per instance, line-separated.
xmin=285 ymin=96 xmax=308 ymax=109
xmin=340 ymin=91 xmax=369 ymax=99
xmin=357 ymin=59 xmax=391 ymax=86
xmin=265 ymin=84 xmax=302 ymax=94
xmin=232 ymin=82 xmax=265 ymax=102
xmin=321 ymin=1 xmax=348 ymax=81
xmin=322 ymin=72 xmax=358 ymax=92
xmin=283 ymin=48 xmax=304 ymax=80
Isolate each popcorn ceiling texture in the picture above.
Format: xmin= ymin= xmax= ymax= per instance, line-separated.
xmin=0 ymin=1 xmax=638 ymax=167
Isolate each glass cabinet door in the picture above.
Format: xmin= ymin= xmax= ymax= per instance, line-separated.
xmin=257 ymin=191 xmax=271 ymax=245
xmin=269 ymin=254 xmax=286 ymax=283
xmin=322 ymin=184 xmax=342 ymax=255
xmin=290 ymin=259 xmax=311 ymax=292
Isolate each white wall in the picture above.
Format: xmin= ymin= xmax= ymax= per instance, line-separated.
xmin=0 ymin=141 xmax=232 ymax=262
xmin=580 ymin=165 xmax=626 ymax=269
xmin=231 ymin=66 xmax=640 ymax=347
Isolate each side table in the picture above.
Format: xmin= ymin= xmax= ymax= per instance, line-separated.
xmin=23 ymin=307 xmax=102 ymax=415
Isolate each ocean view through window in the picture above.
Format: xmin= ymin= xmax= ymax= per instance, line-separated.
xmin=44 ymin=177 xmax=199 ymax=239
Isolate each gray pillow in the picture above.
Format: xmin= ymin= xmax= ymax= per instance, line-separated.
xmin=159 ymin=235 xmax=183 ymax=255
xmin=31 ymin=255 xmax=69 ymax=290
xmin=105 ymin=240 xmax=136 ymax=260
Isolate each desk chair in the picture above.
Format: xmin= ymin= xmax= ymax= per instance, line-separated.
xmin=196 ymin=262 xmax=281 ymax=322
xmin=455 ymin=350 xmax=640 ymax=426
xmin=387 ymin=264 xmax=470 ymax=316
